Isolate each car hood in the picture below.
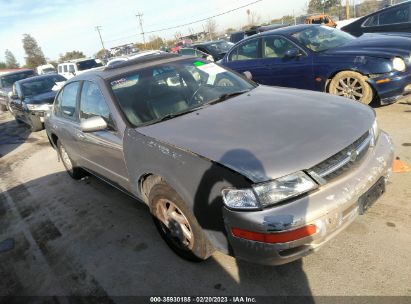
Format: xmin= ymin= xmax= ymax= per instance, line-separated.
xmin=25 ymin=91 xmax=56 ymax=104
xmin=324 ymin=33 xmax=411 ymax=59
xmin=138 ymin=86 xmax=375 ymax=183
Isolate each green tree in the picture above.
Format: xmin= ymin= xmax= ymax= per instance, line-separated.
xmin=0 ymin=62 xmax=6 ymax=69
xmin=5 ymin=49 xmax=19 ymax=68
xmin=59 ymin=50 xmax=86 ymax=63
xmin=22 ymin=34 xmax=46 ymax=68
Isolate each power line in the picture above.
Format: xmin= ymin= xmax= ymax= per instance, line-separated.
xmin=104 ymin=0 xmax=263 ymax=43
xmin=95 ymin=26 xmax=106 ymax=50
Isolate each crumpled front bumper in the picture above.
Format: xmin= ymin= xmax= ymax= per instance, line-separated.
xmin=370 ymin=70 xmax=411 ymax=105
xmin=223 ymin=131 xmax=394 ymax=265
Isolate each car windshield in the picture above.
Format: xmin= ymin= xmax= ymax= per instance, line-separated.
xmin=0 ymin=71 xmax=34 ymax=88
xmin=292 ymin=26 xmax=355 ymax=52
xmin=21 ymin=75 xmax=66 ymax=96
xmin=205 ymin=41 xmax=233 ymax=53
xmin=76 ymin=59 xmax=103 ymax=71
xmin=110 ymin=59 xmax=256 ymax=127
xmin=42 ymin=68 xmax=56 ymax=73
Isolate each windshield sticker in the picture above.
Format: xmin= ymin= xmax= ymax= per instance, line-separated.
xmin=193 ymin=61 xmax=205 ymax=67
xmin=196 ymin=63 xmax=226 ymax=75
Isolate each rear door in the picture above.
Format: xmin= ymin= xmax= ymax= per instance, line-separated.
xmin=223 ymin=37 xmax=266 ymax=83
xmin=76 ymin=80 xmax=129 ymax=190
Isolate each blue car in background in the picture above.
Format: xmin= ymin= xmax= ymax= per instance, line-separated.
xmin=220 ymin=24 xmax=411 ymax=105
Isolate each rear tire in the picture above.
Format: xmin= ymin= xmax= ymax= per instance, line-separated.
xmin=149 ymin=180 xmax=214 ymax=262
xmin=57 ymin=141 xmax=87 ymax=180
xmin=328 ymin=71 xmax=374 ymax=105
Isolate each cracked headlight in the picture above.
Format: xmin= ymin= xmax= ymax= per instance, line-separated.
xmin=392 ymin=57 xmax=406 ymax=72
xmin=370 ymin=119 xmax=379 ymax=146
xmin=222 ymin=171 xmax=318 ymax=210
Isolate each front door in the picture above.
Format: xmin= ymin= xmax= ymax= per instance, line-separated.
xmin=75 ymin=80 xmax=130 ymax=190
xmin=260 ymin=35 xmax=314 ymax=90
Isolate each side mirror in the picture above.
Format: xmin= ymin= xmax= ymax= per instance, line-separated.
xmin=80 ymin=116 xmax=107 ymax=133
xmin=284 ymin=49 xmax=300 ymax=58
xmin=243 ymin=71 xmax=253 ymax=80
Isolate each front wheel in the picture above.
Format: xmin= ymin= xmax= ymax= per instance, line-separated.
xmin=149 ymin=181 xmax=214 ymax=262
xmin=328 ymin=71 xmax=374 ymax=105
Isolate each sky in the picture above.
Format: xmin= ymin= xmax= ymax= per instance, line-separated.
xmin=0 ymin=0 xmax=308 ymax=64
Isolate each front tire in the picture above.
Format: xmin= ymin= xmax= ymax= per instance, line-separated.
xmin=328 ymin=71 xmax=374 ymax=105
xmin=149 ymin=181 xmax=214 ymax=262
xmin=57 ymin=141 xmax=87 ymax=180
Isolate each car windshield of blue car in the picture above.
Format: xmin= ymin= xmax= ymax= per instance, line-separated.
xmin=292 ymin=26 xmax=355 ymax=52
xmin=21 ymin=75 xmax=66 ymax=96
xmin=110 ymin=59 xmax=256 ymax=127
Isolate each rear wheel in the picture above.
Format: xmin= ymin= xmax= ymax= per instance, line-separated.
xmin=149 ymin=181 xmax=214 ymax=262
xmin=328 ymin=71 xmax=374 ymax=105
xmin=57 ymin=141 xmax=87 ymax=180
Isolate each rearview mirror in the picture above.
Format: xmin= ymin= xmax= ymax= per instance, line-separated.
xmin=80 ymin=116 xmax=107 ymax=133
xmin=243 ymin=71 xmax=253 ymax=80
xmin=284 ymin=49 xmax=300 ymax=58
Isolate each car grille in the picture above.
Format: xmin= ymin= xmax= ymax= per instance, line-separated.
xmin=308 ymin=131 xmax=372 ymax=184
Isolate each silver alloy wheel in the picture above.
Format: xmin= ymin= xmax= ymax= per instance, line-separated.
xmin=335 ymin=77 xmax=364 ymax=101
xmin=59 ymin=144 xmax=73 ymax=171
xmin=156 ymin=198 xmax=194 ymax=250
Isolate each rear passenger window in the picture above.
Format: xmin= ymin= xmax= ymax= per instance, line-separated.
xmin=63 ymin=65 xmax=68 ymax=73
xmin=59 ymin=82 xmax=80 ymax=119
xmin=229 ymin=39 xmax=260 ymax=61
xmin=379 ymin=4 xmax=410 ymax=25
xmin=58 ymin=66 xmax=62 ymax=73
xmin=80 ymin=81 xmax=112 ymax=123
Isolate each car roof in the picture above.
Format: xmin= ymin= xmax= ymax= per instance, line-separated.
xmin=16 ymin=74 xmax=64 ymax=85
xmin=259 ymin=24 xmax=317 ymax=36
xmin=193 ymin=41 xmax=225 ymax=46
xmin=68 ymin=53 xmax=188 ymax=81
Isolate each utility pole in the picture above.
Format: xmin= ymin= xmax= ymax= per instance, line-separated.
xmin=136 ymin=12 xmax=146 ymax=48
xmin=95 ymin=26 xmax=106 ymax=51
xmin=346 ymin=0 xmax=350 ymax=19
xmin=353 ymin=0 xmax=356 ymax=18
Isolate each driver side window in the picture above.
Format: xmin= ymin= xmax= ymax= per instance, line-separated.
xmin=80 ymin=81 xmax=113 ymax=126
xmin=263 ymin=37 xmax=297 ymax=58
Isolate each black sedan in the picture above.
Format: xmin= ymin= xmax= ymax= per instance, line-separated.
xmin=9 ymin=74 xmax=66 ymax=131
xmin=341 ymin=1 xmax=411 ymax=37
xmin=192 ymin=40 xmax=234 ymax=61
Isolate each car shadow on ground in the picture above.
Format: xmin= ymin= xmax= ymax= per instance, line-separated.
xmin=0 ymin=165 xmax=313 ymax=299
xmin=0 ymin=116 xmax=31 ymax=158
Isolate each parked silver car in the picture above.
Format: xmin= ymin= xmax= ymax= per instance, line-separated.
xmin=45 ymin=53 xmax=394 ymax=265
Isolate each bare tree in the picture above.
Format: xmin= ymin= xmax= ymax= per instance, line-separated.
xmin=204 ymin=19 xmax=217 ymax=40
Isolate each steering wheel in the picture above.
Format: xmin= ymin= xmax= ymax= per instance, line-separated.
xmin=188 ymin=82 xmax=205 ymax=106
